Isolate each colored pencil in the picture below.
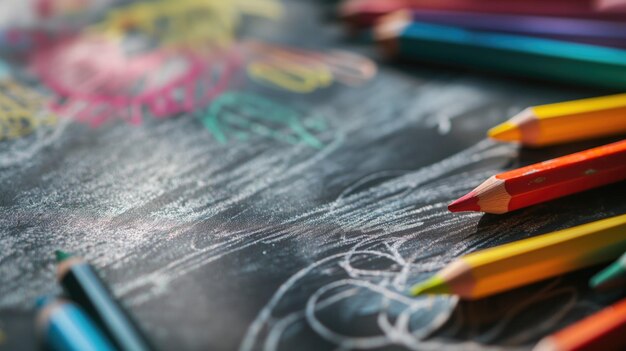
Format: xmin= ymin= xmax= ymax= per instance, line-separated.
xmin=533 ymin=298 xmax=626 ymax=351
xmin=448 ymin=139 xmax=626 ymax=214
xmin=597 ymin=0 xmax=626 ymax=12
xmin=36 ymin=296 xmax=115 ymax=351
xmin=374 ymin=12 xmax=626 ymax=90
xmin=398 ymin=10 xmax=626 ymax=48
xmin=411 ymin=213 xmax=626 ymax=299
xmin=340 ymin=0 xmax=409 ymax=30
xmin=489 ymin=94 xmax=626 ymax=147
xmin=55 ymin=250 xmax=153 ymax=351
xmin=590 ymin=251 xmax=626 ymax=290
xmin=340 ymin=0 xmax=626 ymax=30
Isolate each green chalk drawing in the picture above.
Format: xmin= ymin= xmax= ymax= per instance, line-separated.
xmin=0 ymin=60 xmax=9 ymax=80
xmin=303 ymin=115 xmax=327 ymax=132
xmin=198 ymin=91 xmax=325 ymax=149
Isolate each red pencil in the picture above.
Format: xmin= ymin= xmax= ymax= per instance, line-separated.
xmin=340 ymin=0 xmax=626 ymax=30
xmin=533 ymin=297 xmax=626 ymax=351
xmin=449 ymin=140 xmax=626 ymax=214
xmin=597 ymin=0 xmax=626 ymax=12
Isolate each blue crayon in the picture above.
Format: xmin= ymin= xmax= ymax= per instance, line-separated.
xmin=36 ymin=296 xmax=116 ymax=351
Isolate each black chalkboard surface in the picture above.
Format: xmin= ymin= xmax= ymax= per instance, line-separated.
xmin=1 ymin=1 xmax=626 ymax=350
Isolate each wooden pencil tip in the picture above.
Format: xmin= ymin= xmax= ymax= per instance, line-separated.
xmin=448 ymin=191 xmax=480 ymax=212
xmin=410 ymin=276 xmax=450 ymax=296
xmin=373 ymin=10 xmax=411 ymax=58
xmin=487 ymin=121 xmax=521 ymax=142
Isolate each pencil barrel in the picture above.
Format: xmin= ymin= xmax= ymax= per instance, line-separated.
xmin=59 ymin=263 xmax=153 ymax=351
xmin=36 ymin=299 xmax=116 ymax=351
xmin=466 ymin=214 xmax=626 ymax=298
xmin=534 ymin=298 xmax=626 ymax=351
xmin=392 ymin=22 xmax=626 ymax=89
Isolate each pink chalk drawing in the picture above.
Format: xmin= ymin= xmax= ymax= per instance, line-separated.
xmin=31 ymin=34 xmax=239 ymax=126
xmin=0 ymin=28 xmax=62 ymax=52
xmin=35 ymin=0 xmax=91 ymax=19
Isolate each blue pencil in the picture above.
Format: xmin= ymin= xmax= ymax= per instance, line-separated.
xmin=36 ymin=297 xmax=116 ymax=351
xmin=55 ymin=250 xmax=153 ymax=351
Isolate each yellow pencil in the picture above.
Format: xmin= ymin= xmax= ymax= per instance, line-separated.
xmin=411 ymin=213 xmax=626 ymax=299
xmin=489 ymin=93 xmax=626 ymax=147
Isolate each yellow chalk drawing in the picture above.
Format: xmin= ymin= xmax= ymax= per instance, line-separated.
xmin=231 ymin=0 xmax=283 ymax=19
xmin=247 ymin=58 xmax=333 ymax=93
xmin=244 ymin=41 xmax=377 ymax=93
xmin=0 ymin=80 xmax=57 ymax=141
xmin=91 ymin=0 xmax=283 ymax=48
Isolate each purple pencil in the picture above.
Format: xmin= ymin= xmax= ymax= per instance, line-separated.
xmin=403 ymin=9 xmax=626 ymax=48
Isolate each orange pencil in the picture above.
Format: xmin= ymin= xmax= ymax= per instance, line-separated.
xmin=449 ymin=139 xmax=626 ymax=214
xmin=533 ymin=298 xmax=626 ymax=351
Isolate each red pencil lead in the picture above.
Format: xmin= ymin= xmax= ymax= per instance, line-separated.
xmin=448 ymin=191 xmax=480 ymax=212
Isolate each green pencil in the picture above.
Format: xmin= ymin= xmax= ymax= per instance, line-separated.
xmin=590 ymin=251 xmax=626 ymax=290
xmin=55 ymin=250 xmax=153 ymax=351
xmin=374 ymin=10 xmax=626 ymax=90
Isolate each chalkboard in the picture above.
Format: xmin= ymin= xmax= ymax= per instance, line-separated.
xmin=1 ymin=1 xmax=626 ymax=350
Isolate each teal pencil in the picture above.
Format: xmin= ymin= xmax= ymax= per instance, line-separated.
xmin=591 ymin=251 xmax=626 ymax=290
xmin=374 ymin=11 xmax=626 ymax=90
xmin=55 ymin=250 xmax=153 ymax=351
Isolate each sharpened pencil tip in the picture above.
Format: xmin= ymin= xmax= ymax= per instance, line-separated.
xmin=55 ymin=250 xmax=73 ymax=263
xmin=448 ymin=191 xmax=480 ymax=212
xmin=373 ymin=10 xmax=412 ymax=57
xmin=488 ymin=121 xmax=521 ymax=142
xmin=410 ymin=276 xmax=450 ymax=296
